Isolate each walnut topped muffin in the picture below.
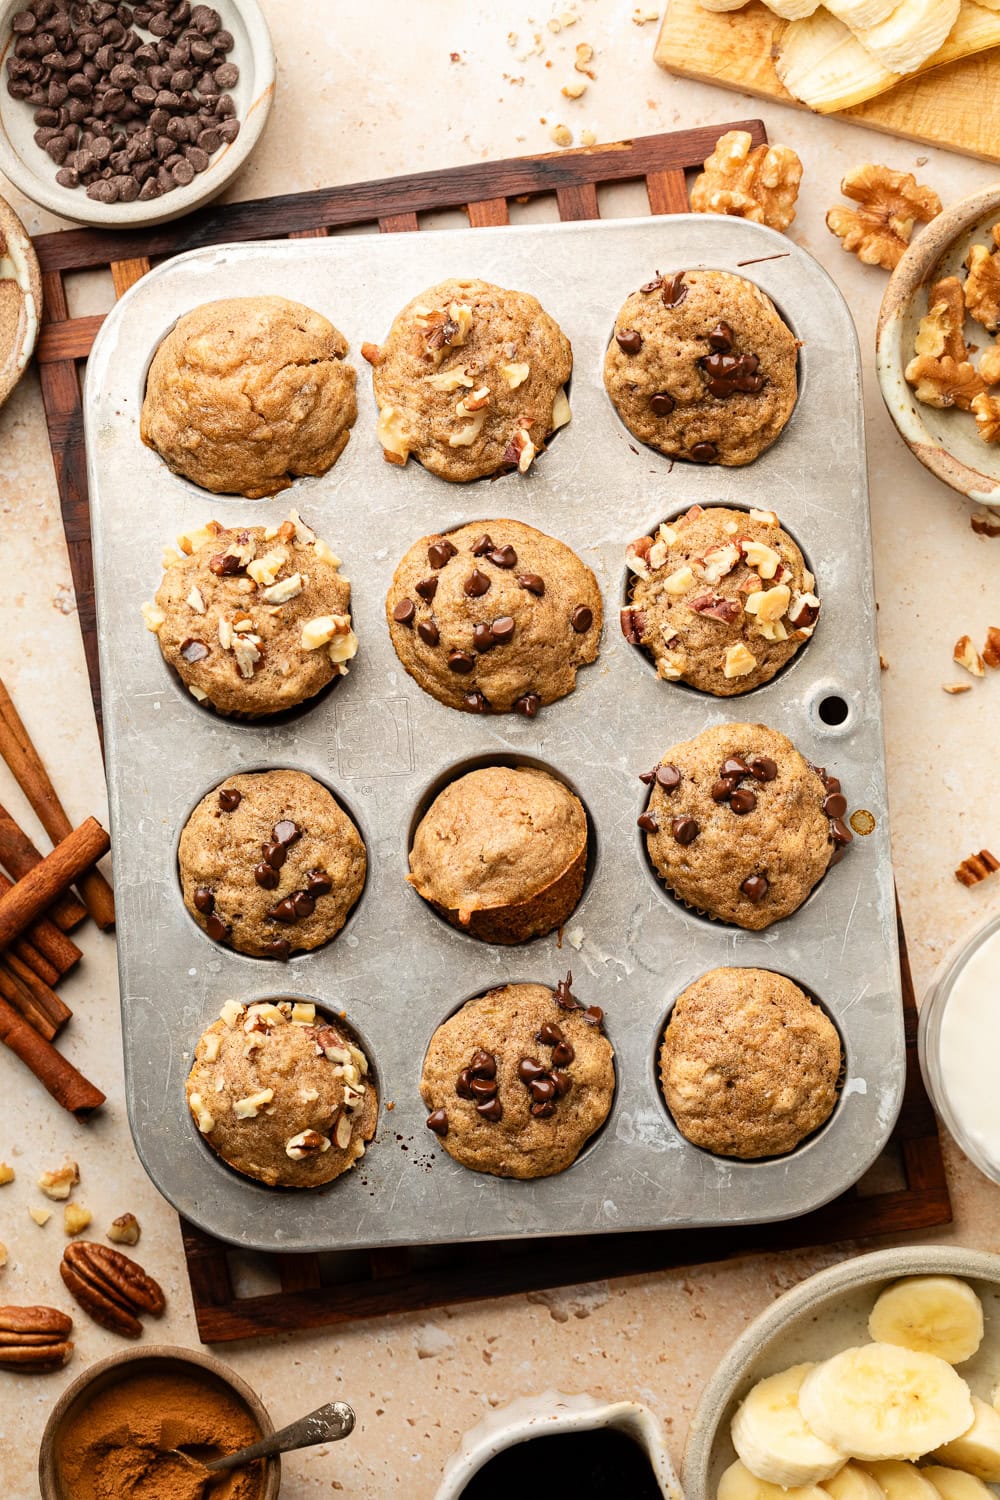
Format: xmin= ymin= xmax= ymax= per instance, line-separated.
xmin=140 ymin=296 xmax=357 ymax=498
xmin=142 ymin=510 xmax=357 ymax=717
xmin=622 ymin=503 xmax=819 ymax=695
xmin=367 ymin=277 xmax=572 ymax=481
xmin=641 ymin=723 xmax=851 ymax=929
xmin=186 ymin=999 xmax=377 ymax=1188
xmin=386 ymin=519 xmax=601 ymax=717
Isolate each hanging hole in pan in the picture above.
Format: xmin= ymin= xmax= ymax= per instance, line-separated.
xmin=808 ymin=683 xmax=858 ymax=737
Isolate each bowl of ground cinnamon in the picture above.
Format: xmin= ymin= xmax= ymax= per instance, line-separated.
xmin=38 ymin=1345 xmax=280 ymax=1500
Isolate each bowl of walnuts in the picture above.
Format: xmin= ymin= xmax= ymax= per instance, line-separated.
xmin=877 ymin=183 xmax=1000 ymax=507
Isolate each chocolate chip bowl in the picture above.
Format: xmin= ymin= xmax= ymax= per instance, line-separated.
xmin=0 ymin=0 xmax=275 ymax=226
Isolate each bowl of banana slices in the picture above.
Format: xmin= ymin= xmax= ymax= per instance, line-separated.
xmin=685 ymin=1245 xmax=1000 ymax=1500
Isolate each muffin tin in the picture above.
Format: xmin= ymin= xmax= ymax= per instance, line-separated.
xmin=85 ymin=214 xmax=904 ymax=1252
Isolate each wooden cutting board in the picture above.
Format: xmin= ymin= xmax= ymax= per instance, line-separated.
xmin=655 ymin=0 xmax=1000 ymax=164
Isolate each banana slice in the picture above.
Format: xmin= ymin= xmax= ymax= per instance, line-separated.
xmin=868 ymin=1278 xmax=984 ymax=1365
xmin=698 ymin=0 xmax=752 ymax=13
xmin=798 ymin=1345 xmax=974 ymax=1462
xmin=857 ymin=1461 xmax=940 ymax=1500
xmin=851 ymin=0 xmax=961 ymax=74
xmin=718 ymin=1459 xmax=830 ymax=1500
xmin=931 ymin=1397 xmax=1000 ymax=1482
xmin=761 ymin=0 xmax=823 ymax=18
xmin=821 ymin=1462 xmax=886 ymax=1500
xmin=922 ymin=1465 xmax=996 ymax=1500
xmin=732 ymin=1365 xmax=847 ymax=1488
xmin=824 ymin=0 xmax=898 ymax=31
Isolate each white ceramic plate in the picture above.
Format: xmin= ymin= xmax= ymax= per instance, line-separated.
xmin=685 ymin=1245 xmax=1000 ymax=1500
xmin=0 ymin=0 xmax=274 ymax=227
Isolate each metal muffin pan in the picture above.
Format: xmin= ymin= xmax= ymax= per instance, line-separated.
xmin=85 ymin=215 xmax=903 ymax=1253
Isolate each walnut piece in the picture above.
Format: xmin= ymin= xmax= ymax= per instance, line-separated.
xmin=140 ymin=601 xmax=165 ymax=633
xmin=723 ymin=642 xmax=757 ymax=678
xmin=826 ymin=164 xmax=941 ymax=271
xmin=972 ymin=391 xmax=1000 ymax=443
xmin=906 ymin=355 xmax=985 ymax=413
xmin=107 ymin=1214 xmax=141 ymax=1247
xmin=964 ymin=229 xmax=1000 ymax=333
xmin=0 ymin=1163 xmax=14 ymax=1186
xmin=978 ymin=344 xmax=1000 ymax=385
xmin=360 ymin=341 xmax=384 ymax=367
xmin=955 ymin=849 xmax=999 ymax=886
xmin=38 ymin=1162 xmax=79 ymax=1201
xmin=954 ymin=634 xmax=985 ymax=676
xmin=983 ymin=625 xmax=1000 ymax=668
xmin=943 ymin=682 xmax=972 ymax=695
xmin=914 ymin=277 xmax=967 ymax=362
xmin=691 ymin=130 xmax=802 ymax=234
xmin=64 ymin=1204 xmax=92 ymax=1237
xmin=29 ymin=1207 xmax=52 ymax=1227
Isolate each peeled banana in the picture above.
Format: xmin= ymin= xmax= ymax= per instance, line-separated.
xmin=798 ymin=1344 xmax=974 ymax=1462
xmin=868 ymin=1278 xmax=985 ymax=1366
xmin=851 ymin=0 xmax=961 ymax=74
xmin=823 ymin=0 xmax=898 ymax=31
xmin=857 ymin=1460 xmax=941 ymax=1500
xmin=717 ymin=1460 xmax=831 ymax=1500
xmin=732 ymin=1365 xmax=848 ymax=1488
xmin=922 ymin=1465 xmax=997 ymax=1500
xmin=821 ymin=1462 xmax=887 ymax=1500
xmin=931 ymin=1397 xmax=1000 ymax=1482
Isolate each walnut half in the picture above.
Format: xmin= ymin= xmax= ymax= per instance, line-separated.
xmin=827 ymin=164 xmax=941 ymax=271
xmin=691 ymin=130 xmax=802 ymax=234
xmin=964 ymin=228 xmax=1000 ymax=334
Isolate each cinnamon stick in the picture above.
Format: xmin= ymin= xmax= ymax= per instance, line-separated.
xmin=0 ymin=679 xmax=115 ymax=931
xmin=0 ymin=964 xmax=57 ymax=1042
xmin=9 ymin=937 xmax=59 ymax=988
xmin=0 ymin=870 xmax=82 ymax=977
xmin=0 ymin=819 xmax=110 ymax=954
xmin=3 ymin=953 xmax=71 ymax=1034
xmin=0 ymin=801 xmax=87 ymax=932
xmin=0 ymin=991 xmax=103 ymax=1118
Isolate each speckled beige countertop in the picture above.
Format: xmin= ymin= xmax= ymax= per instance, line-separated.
xmin=1 ymin=3 xmax=998 ymax=1496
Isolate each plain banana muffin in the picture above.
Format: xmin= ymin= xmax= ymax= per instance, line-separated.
xmin=640 ymin=722 xmax=851 ymax=929
xmin=603 ymin=268 xmax=798 ymax=466
xmin=420 ymin=974 xmax=614 ymax=1178
xmin=408 ymin=765 xmax=588 ymax=944
xmin=622 ymin=503 xmax=820 ymax=695
xmin=186 ymin=999 xmax=377 ymax=1187
xmin=368 ymin=276 xmax=572 ymax=481
xmin=143 ymin=510 xmax=357 ymax=717
xmin=386 ymin=519 xmax=602 ymax=717
xmin=178 ymin=770 xmax=366 ymax=959
xmin=658 ymin=967 xmax=841 ymax=1158
xmin=141 ymin=296 xmax=357 ymax=498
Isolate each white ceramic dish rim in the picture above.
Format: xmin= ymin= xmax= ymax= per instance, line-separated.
xmin=435 ymin=1390 xmax=682 ymax=1500
xmin=876 ymin=184 xmax=1000 ymax=508
xmin=0 ymin=0 xmax=275 ymax=227
xmin=684 ymin=1244 xmax=1000 ymax=1500
xmin=0 ymin=190 xmax=40 ymax=400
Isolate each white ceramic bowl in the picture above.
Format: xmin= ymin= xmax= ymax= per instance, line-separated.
xmin=0 ymin=188 xmax=40 ymax=405
xmin=685 ymin=1245 xmax=1000 ymax=1500
xmin=0 ymin=0 xmax=275 ymax=227
xmin=877 ymin=185 xmax=1000 ymax=507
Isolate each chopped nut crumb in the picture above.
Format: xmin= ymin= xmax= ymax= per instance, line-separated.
xmin=579 ymin=129 xmax=596 ymax=148
xmin=64 ymin=1203 xmax=92 ymax=1237
xmin=0 ymin=1163 xmax=14 ymax=1186
xmin=954 ymin=634 xmax=985 ymax=676
xmin=983 ymin=626 xmax=1000 ymax=668
xmin=942 ymin=682 xmax=972 ymax=695
xmin=29 ymin=1206 xmax=52 ymax=1227
xmin=38 ymin=1162 xmax=79 ymax=1201
xmin=632 ymin=4 xmax=660 ymax=19
xmin=971 ymin=510 xmax=1000 ymax=537
xmin=0 ymin=1242 xmax=7 ymax=1269
xmin=879 ymin=654 xmax=889 ymax=671
xmin=107 ymin=1213 xmax=141 ymax=1246
xmin=723 ymin=642 xmax=757 ymax=678
xmin=561 ymin=79 xmax=587 ymax=98
xmin=574 ymin=42 xmax=595 ymax=76
xmin=549 ymin=123 xmax=573 ymax=147
xmin=956 ymin=849 xmax=1000 ymax=886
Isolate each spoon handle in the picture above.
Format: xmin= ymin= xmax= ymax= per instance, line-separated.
xmin=204 ymin=1399 xmax=356 ymax=1472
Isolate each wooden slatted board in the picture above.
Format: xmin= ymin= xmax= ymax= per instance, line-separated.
xmin=27 ymin=125 xmax=951 ymax=1343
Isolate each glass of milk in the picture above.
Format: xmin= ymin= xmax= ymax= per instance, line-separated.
xmin=919 ymin=914 xmax=1000 ymax=1187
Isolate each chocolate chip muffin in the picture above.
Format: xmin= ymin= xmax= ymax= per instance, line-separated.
xmin=603 ymin=269 xmax=798 ymax=466
xmin=186 ymin=999 xmax=377 ymax=1188
xmin=142 ymin=510 xmax=357 ymax=717
xmin=659 ymin=968 xmax=842 ymax=1158
xmin=386 ymin=519 xmax=601 ymax=717
xmin=622 ymin=503 xmax=819 ymax=695
xmin=368 ymin=276 xmax=572 ymax=481
xmin=140 ymin=296 xmax=357 ymax=498
xmin=178 ymin=770 xmax=366 ymax=959
xmin=640 ymin=723 xmax=851 ymax=929
xmin=408 ymin=765 xmax=588 ymax=944
xmin=420 ymin=974 xmax=614 ymax=1178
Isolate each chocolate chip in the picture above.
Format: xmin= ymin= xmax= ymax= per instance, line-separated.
xmin=616 ymin=328 xmax=642 ymax=354
xmin=748 ymin=756 xmax=778 ymax=782
xmin=291 ymin=889 xmax=315 ymax=919
xmin=531 ymin=1100 xmax=556 ymax=1118
xmin=637 ymin=813 xmax=659 ymax=833
xmin=469 ymin=1076 xmax=498 ymax=1100
xmin=456 ymin=1069 xmax=476 ymax=1100
xmin=640 ymin=274 xmax=663 ymax=293
xmin=661 ymin=272 xmax=687 ymax=307
xmin=470 ymin=534 xmax=494 ymax=556
xmin=708 ymin=321 xmax=734 ymax=351
xmin=729 ymin=788 xmax=757 ymax=815
xmin=193 ymin=885 xmax=214 ymax=913
xmin=518 ymin=1057 xmax=547 ymax=1083
xmin=263 ymin=937 xmax=291 ymax=960
xmin=464 ymin=569 xmax=490 ymax=597
xmin=513 ymin=693 xmax=540 ymax=718
xmin=306 ymin=870 xmax=333 ymax=896
xmin=553 ymin=973 xmax=578 ymax=1010
xmin=273 ymin=820 xmax=300 ymax=847
xmin=472 ymin=623 xmax=494 ymax=652
xmin=254 ymin=861 xmax=279 ymax=890
xmin=415 ymin=576 xmax=438 ymax=602
xmin=571 ymin=605 xmax=593 ymax=633
xmin=517 ymin=573 xmax=545 ymax=596
xmin=671 ymin=816 xmax=699 ymax=845
xmin=392 ymin=598 xmax=415 ymax=625
xmin=529 ymin=1077 xmax=556 ymax=1105
xmin=690 ymin=442 xmax=717 ymax=463
xmin=263 ymin=842 xmax=286 ymax=871
xmin=268 ymin=897 xmax=298 ymax=924
xmin=721 ymin=757 xmax=750 ymax=779
xmin=179 ymin=637 xmax=208 ymax=662
xmin=475 ymin=1097 xmax=503 ymax=1122
xmin=551 ymin=1040 xmax=575 ymax=1067
xmin=470 ymin=1050 xmax=496 ymax=1079
xmin=428 ymin=539 xmax=457 ymax=569
xmin=712 ymin=778 xmax=735 ymax=803
xmin=537 ymin=1022 xmax=563 ymax=1045
xmin=583 ymin=1005 xmax=603 ymax=1027
xmin=550 ymin=1068 xmax=572 ymax=1098
xmin=447 ymin=649 xmax=475 ymax=674
xmin=487 ymin=546 xmax=517 ymax=569
xmin=218 ymin=788 xmax=241 ymax=811
xmin=650 ymin=392 xmax=675 ymax=416
xmin=426 ymin=1109 xmax=449 ymax=1137
xmin=700 ymin=350 xmax=764 ymax=397
xmin=823 ymin=774 xmax=841 ymax=794
xmin=417 ymin=618 xmax=440 ymax=647
xmin=463 ymin=691 xmax=489 ymax=713
xmin=830 ymin=818 xmax=853 ymax=846
xmin=490 ymin=616 xmax=515 ymax=644
xmin=741 ymin=874 xmax=768 ymax=903
xmin=205 ymin=912 xmax=230 ymax=943
xmin=656 ymin=763 xmax=681 ymax=791
xmin=824 ymin=792 xmax=847 ymax=819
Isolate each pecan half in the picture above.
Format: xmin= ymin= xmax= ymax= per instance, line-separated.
xmin=0 ymin=1305 xmax=74 ymax=1371
xmin=60 ymin=1242 xmax=165 ymax=1339
xmin=620 ymin=606 xmax=647 ymax=644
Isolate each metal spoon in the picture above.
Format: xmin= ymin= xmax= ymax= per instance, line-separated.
xmin=175 ymin=1400 xmax=356 ymax=1476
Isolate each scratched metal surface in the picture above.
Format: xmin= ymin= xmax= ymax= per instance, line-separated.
xmin=84 ymin=216 xmax=903 ymax=1252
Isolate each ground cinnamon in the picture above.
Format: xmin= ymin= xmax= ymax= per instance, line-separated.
xmin=55 ymin=1367 xmax=265 ymax=1500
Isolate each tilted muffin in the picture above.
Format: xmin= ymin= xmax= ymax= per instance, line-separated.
xmin=186 ymin=999 xmax=377 ymax=1187
xmin=659 ymin=968 xmax=842 ymax=1158
xmin=640 ymin=723 xmax=851 ymax=930
xmin=420 ymin=974 xmax=614 ymax=1178
xmin=622 ymin=503 xmax=820 ymax=695
xmin=603 ymin=269 xmax=798 ymax=466
xmin=178 ymin=770 xmax=366 ymax=959
xmin=142 ymin=510 xmax=357 ymax=717
xmin=141 ymin=296 xmax=357 ymax=498
xmin=408 ymin=765 xmax=588 ymax=944
xmin=386 ymin=519 xmax=601 ymax=717
xmin=368 ymin=276 xmax=572 ymax=481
